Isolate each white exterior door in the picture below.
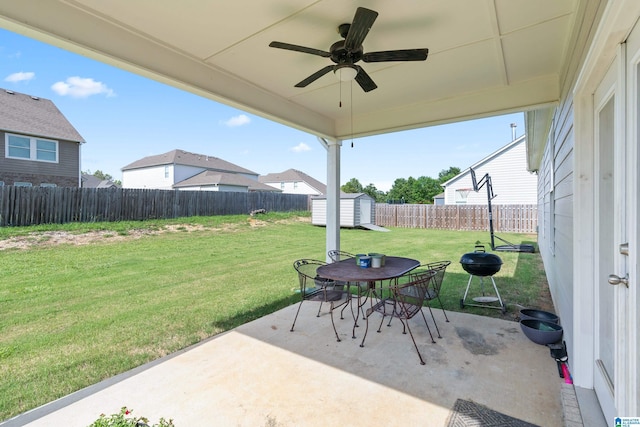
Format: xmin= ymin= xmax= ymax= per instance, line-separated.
xmin=621 ymin=20 xmax=640 ymax=418
xmin=593 ymin=59 xmax=618 ymax=422
xmin=593 ymin=23 xmax=640 ymax=420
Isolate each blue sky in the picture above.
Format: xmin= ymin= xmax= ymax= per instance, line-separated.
xmin=1 ymin=28 xmax=524 ymax=192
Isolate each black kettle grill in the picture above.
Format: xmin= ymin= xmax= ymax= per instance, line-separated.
xmin=460 ymin=245 xmax=506 ymax=313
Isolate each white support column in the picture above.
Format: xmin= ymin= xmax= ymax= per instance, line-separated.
xmin=318 ymin=136 xmax=341 ymax=262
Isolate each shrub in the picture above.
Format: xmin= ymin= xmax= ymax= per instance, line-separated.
xmin=88 ymin=407 xmax=175 ymax=427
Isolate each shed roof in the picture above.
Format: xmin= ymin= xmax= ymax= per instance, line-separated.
xmin=0 ymin=88 xmax=85 ymax=143
xmin=122 ymin=149 xmax=257 ymax=175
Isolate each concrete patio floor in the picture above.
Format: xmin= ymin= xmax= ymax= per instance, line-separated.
xmin=3 ymin=304 xmax=573 ymax=427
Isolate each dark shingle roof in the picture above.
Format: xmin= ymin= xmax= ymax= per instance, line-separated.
xmin=259 ymin=168 xmax=326 ymax=194
xmin=121 ymin=149 xmax=257 ymax=175
xmin=81 ymin=173 xmax=119 ymax=188
xmin=0 ymin=88 xmax=85 ymax=142
xmin=173 ymin=170 xmax=281 ymax=192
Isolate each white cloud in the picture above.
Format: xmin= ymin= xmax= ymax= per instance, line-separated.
xmin=4 ymin=71 xmax=35 ymax=83
xmin=290 ymin=142 xmax=311 ymax=153
xmin=51 ymin=76 xmax=115 ymax=98
xmin=222 ymin=114 xmax=251 ymax=127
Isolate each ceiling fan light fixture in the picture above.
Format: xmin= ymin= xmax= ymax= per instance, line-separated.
xmin=334 ymin=65 xmax=358 ymax=81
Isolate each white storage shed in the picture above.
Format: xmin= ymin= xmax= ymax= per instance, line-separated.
xmin=311 ymin=193 xmax=375 ymax=228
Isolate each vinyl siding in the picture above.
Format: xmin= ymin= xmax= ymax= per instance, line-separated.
xmin=444 ymin=139 xmax=538 ymax=205
xmin=264 ymin=180 xmax=321 ymax=195
xmin=537 ymin=76 xmax=576 ymax=375
xmin=122 ymin=165 xmax=175 ymax=189
xmin=0 ymin=130 xmax=79 ymax=181
xmin=312 ymin=199 xmax=356 ymax=227
xmin=311 ymin=195 xmax=374 ymax=227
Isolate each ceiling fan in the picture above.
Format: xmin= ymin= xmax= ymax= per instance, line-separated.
xmin=269 ymin=7 xmax=428 ymax=92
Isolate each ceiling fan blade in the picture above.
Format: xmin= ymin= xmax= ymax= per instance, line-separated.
xmin=354 ymin=66 xmax=377 ymax=92
xmin=294 ymin=65 xmax=335 ymax=87
xmin=269 ymin=41 xmax=331 ymax=58
xmin=345 ymin=7 xmax=378 ymax=51
xmin=363 ymin=48 xmax=429 ymax=62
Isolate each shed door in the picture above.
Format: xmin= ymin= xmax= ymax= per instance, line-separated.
xmin=360 ymin=199 xmax=372 ymax=224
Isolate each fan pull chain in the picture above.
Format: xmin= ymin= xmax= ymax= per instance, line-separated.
xmin=338 ymin=80 xmax=353 ymax=147
xmin=350 ymin=80 xmax=354 ymax=148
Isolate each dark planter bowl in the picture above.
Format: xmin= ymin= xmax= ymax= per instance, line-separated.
xmin=520 ymin=319 xmax=563 ymax=345
xmin=460 ymin=252 xmax=503 ymax=276
xmin=519 ymin=308 xmax=559 ymax=324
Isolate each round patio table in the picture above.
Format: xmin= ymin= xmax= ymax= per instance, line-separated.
xmin=316 ymin=256 xmax=420 ymax=338
xmin=316 ymin=256 xmax=419 ymax=283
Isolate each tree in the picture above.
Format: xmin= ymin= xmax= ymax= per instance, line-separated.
xmin=387 ymin=178 xmax=410 ymax=203
xmin=438 ymin=167 xmax=461 ymax=183
xmin=411 ymin=176 xmax=441 ymax=204
xmin=362 ymin=183 xmax=386 ymax=202
xmin=341 ymin=178 xmax=363 ymax=193
xmin=387 ymin=176 xmax=443 ymax=204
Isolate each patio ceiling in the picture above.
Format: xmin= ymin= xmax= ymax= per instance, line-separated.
xmin=0 ymin=0 xmax=582 ymax=141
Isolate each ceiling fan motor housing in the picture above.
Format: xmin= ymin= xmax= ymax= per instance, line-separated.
xmin=330 ymin=40 xmax=363 ymax=64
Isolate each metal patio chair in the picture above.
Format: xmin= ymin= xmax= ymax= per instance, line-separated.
xmin=327 ymin=250 xmax=355 ymax=262
xmin=291 ymin=259 xmax=349 ymax=341
xmin=360 ymin=270 xmax=437 ymax=365
xmin=422 ymin=260 xmax=452 ymax=322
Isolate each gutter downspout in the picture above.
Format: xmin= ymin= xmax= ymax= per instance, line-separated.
xmin=78 ymin=141 xmax=84 ymax=187
xmin=317 ymin=136 xmax=341 ymax=263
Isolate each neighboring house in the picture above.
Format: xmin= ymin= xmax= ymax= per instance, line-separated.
xmin=173 ymin=169 xmax=279 ymax=192
xmin=81 ymin=173 xmax=119 ymax=189
xmin=0 ymin=88 xmax=85 ymax=187
xmin=259 ymin=168 xmax=326 ymax=195
xmin=121 ymin=149 xmax=279 ymax=192
xmin=441 ymin=135 xmax=537 ymax=205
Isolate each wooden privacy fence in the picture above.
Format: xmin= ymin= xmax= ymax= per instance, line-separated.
xmin=0 ymin=186 xmax=308 ymax=226
xmin=375 ymin=203 xmax=537 ymax=233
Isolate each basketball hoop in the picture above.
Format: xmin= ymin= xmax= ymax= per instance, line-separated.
xmin=457 ymin=188 xmax=473 ymax=198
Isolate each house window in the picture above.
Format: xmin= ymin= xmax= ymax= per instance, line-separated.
xmin=293 ymin=182 xmax=298 ymax=189
xmin=5 ymin=134 xmax=58 ymax=163
xmin=164 ymin=165 xmax=169 ymax=178
xmin=14 ymin=182 xmax=32 ymax=187
xmin=40 ymin=183 xmax=57 ymax=187
xmin=280 ymin=182 xmax=285 ymax=189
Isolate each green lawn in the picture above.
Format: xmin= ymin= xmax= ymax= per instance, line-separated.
xmin=0 ymin=212 xmax=547 ymax=421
